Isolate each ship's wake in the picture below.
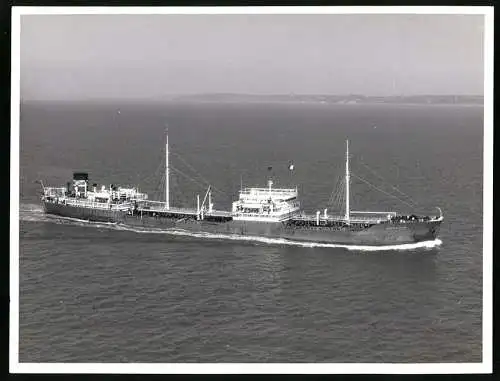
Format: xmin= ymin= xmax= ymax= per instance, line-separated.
xmin=19 ymin=203 xmax=121 ymax=229
xmin=19 ymin=204 xmax=442 ymax=252
xmin=125 ymin=227 xmax=442 ymax=252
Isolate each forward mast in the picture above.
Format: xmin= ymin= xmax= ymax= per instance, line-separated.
xmin=345 ymin=139 xmax=350 ymax=223
xmin=165 ymin=129 xmax=170 ymax=210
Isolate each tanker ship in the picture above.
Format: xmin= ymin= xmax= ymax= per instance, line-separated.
xmin=40 ymin=134 xmax=443 ymax=246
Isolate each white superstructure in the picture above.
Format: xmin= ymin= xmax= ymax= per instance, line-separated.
xmin=86 ymin=186 xmax=148 ymax=203
xmin=231 ymin=180 xmax=300 ymax=222
xmin=42 ymin=174 xmax=148 ymax=211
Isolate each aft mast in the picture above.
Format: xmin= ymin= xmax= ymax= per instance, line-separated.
xmin=345 ymin=139 xmax=350 ymax=223
xmin=165 ymin=128 xmax=170 ymax=210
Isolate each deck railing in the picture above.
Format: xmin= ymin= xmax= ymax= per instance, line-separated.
xmin=239 ymin=188 xmax=297 ymax=196
xmin=48 ymin=198 xmax=134 ymax=211
xmin=135 ymin=201 xmax=232 ymax=217
xmin=293 ymin=214 xmax=385 ymax=223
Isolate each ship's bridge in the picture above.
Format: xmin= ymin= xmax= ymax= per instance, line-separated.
xmin=238 ymin=187 xmax=298 ymax=202
xmin=231 ymin=180 xmax=300 ymax=222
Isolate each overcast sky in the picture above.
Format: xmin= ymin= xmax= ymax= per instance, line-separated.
xmin=20 ymin=13 xmax=484 ymax=100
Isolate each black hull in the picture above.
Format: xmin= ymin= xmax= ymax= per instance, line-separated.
xmin=43 ymin=201 xmax=127 ymax=223
xmin=42 ymin=202 xmax=441 ymax=246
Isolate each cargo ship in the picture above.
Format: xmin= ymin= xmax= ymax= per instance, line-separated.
xmin=40 ymin=134 xmax=443 ymax=246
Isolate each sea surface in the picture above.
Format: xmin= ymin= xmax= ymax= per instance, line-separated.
xmin=18 ymin=101 xmax=483 ymax=363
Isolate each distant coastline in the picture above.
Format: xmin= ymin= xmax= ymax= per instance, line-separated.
xmin=170 ymin=93 xmax=484 ymax=106
xmin=21 ymin=93 xmax=484 ymax=106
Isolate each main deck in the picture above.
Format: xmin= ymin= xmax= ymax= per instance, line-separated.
xmin=136 ymin=200 xmax=232 ymax=219
xmin=136 ymin=201 xmax=399 ymax=225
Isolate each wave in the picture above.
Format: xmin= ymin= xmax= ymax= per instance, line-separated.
xmin=112 ymin=225 xmax=442 ymax=252
xmin=19 ymin=203 xmax=44 ymax=213
xmin=19 ymin=203 xmax=442 ymax=251
xmin=19 ymin=204 xmax=119 ymax=228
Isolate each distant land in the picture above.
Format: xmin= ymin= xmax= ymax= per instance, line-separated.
xmin=21 ymin=94 xmax=484 ymax=105
xmin=170 ymin=93 xmax=484 ymax=105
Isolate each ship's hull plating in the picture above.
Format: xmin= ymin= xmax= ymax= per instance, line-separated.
xmin=43 ymin=201 xmax=126 ymax=223
xmin=42 ymin=202 xmax=441 ymax=246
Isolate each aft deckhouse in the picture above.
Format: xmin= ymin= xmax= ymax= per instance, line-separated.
xmin=41 ymin=172 xmax=148 ymax=211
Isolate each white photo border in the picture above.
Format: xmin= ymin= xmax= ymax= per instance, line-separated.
xmin=10 ymin=5 xmax=494 ymax=374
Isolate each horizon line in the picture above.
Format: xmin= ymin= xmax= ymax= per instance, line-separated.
xmin=20 ymin=93 xmax=485 ymax=102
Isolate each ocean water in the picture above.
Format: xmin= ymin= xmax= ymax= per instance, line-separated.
xmin=18 ymin=101 xmax=483 ymax=362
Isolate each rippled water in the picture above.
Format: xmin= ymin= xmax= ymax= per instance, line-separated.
xmin=18 ymin=101 xmax=483 ymax=362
